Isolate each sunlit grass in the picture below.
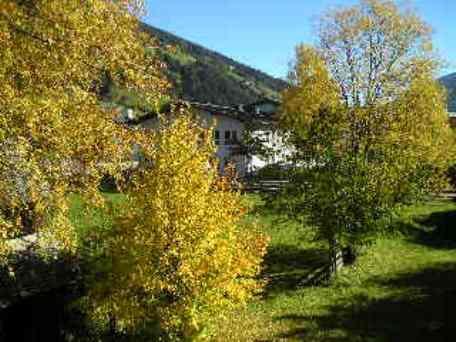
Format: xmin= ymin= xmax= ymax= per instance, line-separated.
xmin=217 ymin=197 xmax=456 ymax=341
xmin=69 ymin=192 xmax=125 ymax=239
xmin=68 ymin=194 xmax=456 ymax=341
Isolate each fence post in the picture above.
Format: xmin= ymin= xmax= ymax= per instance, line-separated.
xmin=329 ymin=238 xmax=343 ymax=276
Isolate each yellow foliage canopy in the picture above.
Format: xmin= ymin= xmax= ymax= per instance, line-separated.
xmin=86 ymin=114 xmax=268 ymax=339
xmin=1 ymin=2 xmax=268 ymax=339
xmin=0 ymin=0 xmax=168 ymax=254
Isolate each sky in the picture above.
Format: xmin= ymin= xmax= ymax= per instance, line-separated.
xmin=145 ymin=1 xmax=456 ymax=79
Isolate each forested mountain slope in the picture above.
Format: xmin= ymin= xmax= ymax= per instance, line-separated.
xmin=141 ymin=23 xmax=288 ymax=106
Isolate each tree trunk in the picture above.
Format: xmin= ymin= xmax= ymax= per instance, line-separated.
xmin=108 ymin=313 xmax=118 ymax=341
xmin=328 ymin=238 xmax=343 ymax=276
xmin=342 ymin=245 xmax=357 ymax=265
xmin=19 ymin=201 xmax=38 ymax=235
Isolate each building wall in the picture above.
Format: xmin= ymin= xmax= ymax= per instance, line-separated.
xmin=197 ymin=111 xmax=248 ymax=177
xmin=138 ymin=111 xmax=249 ymax=177
xmin=133 ymin=101 xmax=292 ymax=178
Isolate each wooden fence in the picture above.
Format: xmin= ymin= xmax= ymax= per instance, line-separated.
xmin=243 ymin=179 xmax=289 ymax=193
xmin=299 ymin=250 xmax=344 ymax=286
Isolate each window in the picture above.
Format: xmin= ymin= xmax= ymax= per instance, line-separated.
xmin=225 ymin=131 xmax=239 ymax=145
xmin=214 ymin=130 xmax=220 ymax=145
xmin=224 ymin=130 xmax=239 ymax=145
xmin=231 ymin=130 xmax=238 ymax=143
xmin=224 ymin=130 xmax=231 ymax=145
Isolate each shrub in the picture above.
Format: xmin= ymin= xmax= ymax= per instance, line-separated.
xmin=85 ymin=114 xmax=268 ymax=340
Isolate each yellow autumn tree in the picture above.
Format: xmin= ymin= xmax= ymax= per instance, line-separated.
xmin=0 ymin=2 xmax=268 ymax=338
xmin=0 ymin=0 xmax=168 ymax=255
xmin=280 ymin=0 xmax=455 ymax=271
xmin=84 ymin=113 xmax=268 ymax=340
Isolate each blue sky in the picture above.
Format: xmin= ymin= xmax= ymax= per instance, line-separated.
xmin=145 ymin=1 xmax=456 ymax=79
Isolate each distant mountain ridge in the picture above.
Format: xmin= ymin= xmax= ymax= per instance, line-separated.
xmin=439 ymin=73 xmax=456 ymax=113
xmin=141 ymin=23 xmax=288 ymax=106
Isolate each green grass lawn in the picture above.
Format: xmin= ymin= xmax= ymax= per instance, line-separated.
xmin=216 ymin=197 xmax=456 ymax=341
xmin=69 ymin=194 xmax=456 ymax=341
xmin=69 ymin=192 xmax=126 ymax=239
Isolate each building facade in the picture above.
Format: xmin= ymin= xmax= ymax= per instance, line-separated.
xmin=125 ymin=99 xmax=287 ymax=178
xmin=188 ymin=103 xmax=248 ymax=176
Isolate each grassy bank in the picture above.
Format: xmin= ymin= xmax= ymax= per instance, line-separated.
xmin=68 ymin=194 xmax=456 ymax=341
xmin=69 ymin=192 xmax=125 ymax=238
xmin=217 ymin=197 xmax=456 ymax=341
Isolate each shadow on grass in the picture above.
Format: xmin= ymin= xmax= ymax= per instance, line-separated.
xmin=0 ymin=247 xmax=82 ymax=342
xmin=414 ymin=210 xmax=456 ymax=248
xmin=275 ymin=262 xmax=456 ymax=342
xmin=391 ymin=209 xmax=456 ymax=250
xmin=262 ymin=244 xmax=328 ymax=296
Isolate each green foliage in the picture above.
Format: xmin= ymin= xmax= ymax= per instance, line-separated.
xmin=105 ymin=84 xmax=166 ymax=113
xmin=280 ymin=0 xmax=455 ymax=253
xmin=251 ymin=163 xmax=291 ymax=180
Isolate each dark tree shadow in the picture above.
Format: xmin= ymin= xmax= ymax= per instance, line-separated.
xmin=414 ymin=210 xmax=456 ymax=248
xmin=387 ymin=205 xmax=456 ymax=250
xmin=275 ymin=262 xmax=456 ymax=341
xmin=262 ymin=244 xmax=328 ymax=296
xmin=0 ymin=247 xmax=82 ymax=342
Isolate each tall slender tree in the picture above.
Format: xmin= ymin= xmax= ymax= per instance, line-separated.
xmin=281 ymin=0 xmax=454 ymax=271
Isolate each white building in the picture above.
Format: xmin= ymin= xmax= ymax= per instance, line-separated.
xmin=190 ymin=100 xmax=292 ymax=177
xmin=242 ymin=100 xmax=292 ymax=170
xmin=191 ymin=103 xmax=249 ymax=176
xmin=124 ymin=99 xmax=290 ymax=178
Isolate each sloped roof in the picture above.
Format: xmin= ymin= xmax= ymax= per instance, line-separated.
xmin=188 ymin=101 xmax=249 ymax=123
xmin=121 ymin=100 xmax=279 ymax=126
